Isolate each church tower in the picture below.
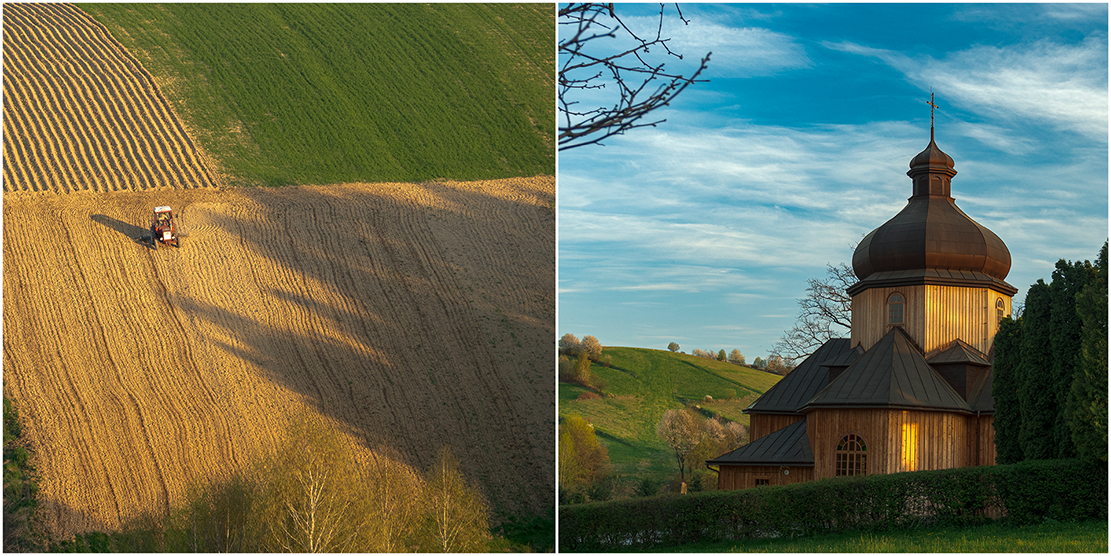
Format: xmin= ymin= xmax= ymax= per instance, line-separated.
xmin=848 ymin=131 xmax=1017 ymax=356
xmin=710 ymin=113 xmax=1016 ymax=489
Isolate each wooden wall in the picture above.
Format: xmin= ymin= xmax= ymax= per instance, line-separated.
xmin=716 ymin=464 xmax=814 ymax=490
xmin=807 ymin=408 xmax=975 ymax=480
xmin=974 ymin=415 xmax=996 ymax=466
xmin=851 ymin=285 xmax=1011 ymax=355
xmin=749 ymin=414 xmax=803 ymax=443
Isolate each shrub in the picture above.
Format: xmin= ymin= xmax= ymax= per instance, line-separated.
xmin=558 ymin=459 xmax=1107 ymax=551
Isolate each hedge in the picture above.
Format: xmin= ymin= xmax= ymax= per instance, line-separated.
xmin=558 ymin=459 xmax=1107 ymax=551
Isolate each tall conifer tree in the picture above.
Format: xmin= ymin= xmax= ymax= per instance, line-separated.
xmin=1018 ymin=281 xmax=1055 ymax=460
xmin=1068 ymin=242 xmax=1108 ymax=463
xmin=1048 ymin=259 xmax=1097 ymax=458
xmin=992 ymin=316 xmax=1024 ymax=464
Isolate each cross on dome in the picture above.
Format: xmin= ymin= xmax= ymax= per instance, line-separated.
xmin=925 ymin=90 xmax=940 ymax=141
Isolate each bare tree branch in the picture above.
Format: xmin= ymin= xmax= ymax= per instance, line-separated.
xmin=558 ymin=3 xmax=711 ymax=150
xmin=773 ymin=262 xmax=857 ymax=362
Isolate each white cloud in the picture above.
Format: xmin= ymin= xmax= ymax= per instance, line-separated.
xmin=826 ymin=38 xmax=1109 ymax=141
xmin=619 ymin=16 xmax=810 ymax=78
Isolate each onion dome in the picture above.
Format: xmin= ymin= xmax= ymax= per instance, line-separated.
xmin=849 ymin=137 xmax=1016 ymax=296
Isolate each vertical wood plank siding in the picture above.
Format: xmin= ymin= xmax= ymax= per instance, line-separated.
xmin=749 ymin=414 xmax=804 ymax=442
xmin=851 ymin=285 xmax=1011 ymax=355
xmin=720 ymin=410 xmax=994 ymax=489
xmin=807 ymin=408 xmax=977 ymax=480
xmin=717 ymin=464 xmax=814 ymax=490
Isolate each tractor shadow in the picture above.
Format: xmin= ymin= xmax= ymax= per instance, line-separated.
xmin=91 ymin=214 xmax=153 ymax=247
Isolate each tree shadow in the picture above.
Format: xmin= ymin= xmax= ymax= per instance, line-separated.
xmin=160 ymin=179 xmax=555 ymax=521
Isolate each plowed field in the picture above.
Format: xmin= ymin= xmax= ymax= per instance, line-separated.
xmin=4 ymin=178 xmax=555 ymax=537
xmin=2 ymin=2 xmax=215 ymax=193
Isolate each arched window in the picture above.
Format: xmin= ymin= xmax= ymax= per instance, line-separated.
xmin=836 ymin=433 xmax=867 ymax=477
xmin=996 ymin=298 xmax=1006 ymax=323
xmin=888 ymin=293 xmax=905 ymax=326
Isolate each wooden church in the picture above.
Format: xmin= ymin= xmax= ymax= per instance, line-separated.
xmin=708 ymin=124 xmax=1017 ymax=489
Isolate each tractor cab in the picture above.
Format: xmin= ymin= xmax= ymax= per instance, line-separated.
xmin=150 ymin=206 xmax=180 ymax=248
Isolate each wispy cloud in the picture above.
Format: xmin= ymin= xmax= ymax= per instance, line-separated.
xmin=826 ymin=38 xmax=1109 ymax=141
xmin=619 ymin=15 xmax=810 ymax=78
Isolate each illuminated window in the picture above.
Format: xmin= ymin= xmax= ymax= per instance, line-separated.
xmin=836 ymin=433 xmax=867 ymax=477
xmin=901 ymin=422 xmax=918 ymax=471
xmin=996 ymin=298 xmax=1005 ymax=323
xmin=888 ymin=293 xmax=905 ymax=326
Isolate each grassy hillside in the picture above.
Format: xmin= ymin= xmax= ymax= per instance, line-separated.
xmin=559 ymin=347 xmax=782 ymax=486
xmin=83 ymin=3 xmax=554 ymax=186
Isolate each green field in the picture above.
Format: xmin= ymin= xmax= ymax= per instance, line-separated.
xmin=84 ymin=3 xmax=554 ymax=186
xmin=560 ymin=347 xmax=782 ymax=486
xmin=654 ymin=518 xmax=1108 ymax=553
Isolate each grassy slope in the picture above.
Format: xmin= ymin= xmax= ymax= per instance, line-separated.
xmin=559 ymin=347 xmax=782 ymax=484
xmin=83 ymin=4 xmax=554 ymax=186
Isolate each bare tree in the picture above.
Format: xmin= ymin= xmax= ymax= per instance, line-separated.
xmin=773 ymin=262 xmax=857 ymax=361
xmin=558 ymin=3 xmax=711 ymax=150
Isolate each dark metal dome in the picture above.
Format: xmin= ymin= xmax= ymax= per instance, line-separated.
xmin=852 ymin=138 xmax=1012 ymax=283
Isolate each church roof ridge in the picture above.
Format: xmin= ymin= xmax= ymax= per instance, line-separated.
xmin=801 ymin=327 xmax=972 ymax=414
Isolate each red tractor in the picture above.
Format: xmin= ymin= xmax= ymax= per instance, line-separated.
xmin=150 ymin=206 xmax=181 ymax=248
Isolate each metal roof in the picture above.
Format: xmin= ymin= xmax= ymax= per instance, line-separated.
xmin=706 ymin=419 xmax=813 ymax=466
xmin=802 ymin=327 xmax=972 ymax=413
xmin=926 ymin=339 xmax=990 ymax=367
xmin=743 ymin=338 xmax=853 ymax=415
xmin=852 ymin=138 xmax=1012 ymax=286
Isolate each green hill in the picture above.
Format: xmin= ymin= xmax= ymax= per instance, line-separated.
xmin=559 ymin=347 xmax=782 ymax=487
xmin=83 ymin=3 xmax=554 ymax=186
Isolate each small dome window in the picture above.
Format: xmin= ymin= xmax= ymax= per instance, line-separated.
xmin=996 ymin=298 xmax=1006 ymax=323
xmin=888 ymin=293 xmax=905 ymax=326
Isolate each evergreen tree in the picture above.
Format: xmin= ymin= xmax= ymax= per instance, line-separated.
xmin=1068 ymin=241 xmax=1108 ymax=463
xmin=1018 ymin=280 xmax=1055 ymax=461
xmin=1047 ymin=258 xmax=1097 ymax=458
xmin=992 ymin=316 xmax=1024 ymax=464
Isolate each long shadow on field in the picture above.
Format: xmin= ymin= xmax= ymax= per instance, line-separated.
xmin=91 ymin=214 xmax=151 ymax=246
xmin=171 ymin=179 xmax=555 ymax=520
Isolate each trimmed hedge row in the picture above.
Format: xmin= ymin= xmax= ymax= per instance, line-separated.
xmin=558 ymin=459 xmax=1107 ymax=551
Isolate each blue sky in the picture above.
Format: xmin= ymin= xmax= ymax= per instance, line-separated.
xmin=557 ymin=3 xmax=1108 ymax=361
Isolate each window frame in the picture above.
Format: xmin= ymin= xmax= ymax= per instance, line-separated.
xmin=835 ymin=432 xmax=868 ymax=477
xmin=887 ymin=292 xmax=906 ymax=327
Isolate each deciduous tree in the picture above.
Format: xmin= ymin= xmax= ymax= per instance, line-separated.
xmin=774 ymin=262 xmax=856 ymax=361
xmin=558 ymin=3 xmax=711 ymax=150
xmin=655 ymin=408 xmax=700 ymax=482
xmin=581 ymin=335 xmax=603 ymax=361
xmin=559 ymin=415 xmax=611 ymax=502
xmin=728 ymin=349 xmax=745 ymax=366
xmin=255 ymin=417 xmax=373 ymax=553
xmin=667 ymin=342 xmax=680 ymax=352
xmin=419 ymin=446 xmax=490 ymax=552
xmin=559 ymin=333 xmax=582 ymax=356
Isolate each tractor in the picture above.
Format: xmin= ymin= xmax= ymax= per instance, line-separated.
xmin=150 ymin=206 xmax=180 ymax=248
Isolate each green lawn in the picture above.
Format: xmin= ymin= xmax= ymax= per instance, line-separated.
xmin=84 ymin=3 xmax=554 ymax=186
xmin=560 ymin=348 xmax=782 ymax=485
xmin=650 ymin=518 xmax=1108 ymax=553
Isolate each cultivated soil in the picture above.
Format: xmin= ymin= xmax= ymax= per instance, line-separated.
xmin=3 ymin=2 xmax=554 ymax=539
